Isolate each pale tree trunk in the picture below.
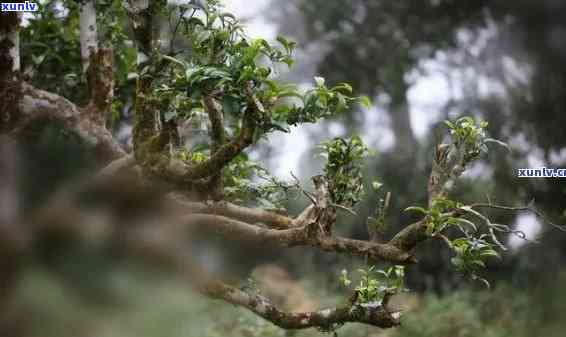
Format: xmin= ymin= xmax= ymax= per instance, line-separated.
xmin=6 ymin=17 xmax=20 ymax=74
xmin=382 ymin=61 xmax=417 ymax=159
xmin=389 ymin=101 xmax=417 ymax=158
xmin=79 ymin=0 xmax=98 ymax=72
xmin=11 ymin=19 xmax=20 ymax=74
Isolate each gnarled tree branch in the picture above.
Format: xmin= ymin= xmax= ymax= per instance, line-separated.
xmin=178 ymin=213 xmax=414 ymax=264
xmin=202 ymin=280 xmax=401 ymax=329
xmin=9 ymin=83 xmax=125 ymax=162
xmin=168 ymin=194 xmax=295 ymax=229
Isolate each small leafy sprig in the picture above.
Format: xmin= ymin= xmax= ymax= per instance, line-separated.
xmin=319 ymin=136 xmax=370 ymax=208
xmin=405 ymin=198 xmax=505 ymax=287
xmin=441 ymin=117 xmax=508 ymax=176
xmin=278 ymin=77 xmax=371 ymax=126
xmin=444 ymin=117 xmax=489 ymax=163
xmin=366 ymin=181 xmax=390 ymax=241
xmin=340 ymin=265 xmax=406 ymax=305
xmin=406 ymin=197 xmax=470 ymax=235
xmin=450 ymin=235 xmax=500 ymax=287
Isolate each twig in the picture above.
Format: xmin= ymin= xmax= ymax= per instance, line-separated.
xmin=471 ymin=203 xmax=566 ymax=233
xmin=289 ymin=171 xmax=317 ymax=205
xmin=332 ymin=203 xmax=358 ymax=216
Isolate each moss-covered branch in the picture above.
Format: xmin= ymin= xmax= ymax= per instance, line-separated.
xmin=204 ymin=94 xmax=226 ymax=198
xmin=202 ymin=280 xmax=401 ymax=330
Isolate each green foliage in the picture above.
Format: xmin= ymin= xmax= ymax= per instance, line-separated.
xmin=95 ymin=0 xmax=129 ymax=47
xmin=450 ymin=235 xmax=500 ymax=281
xmin=127 ymin=1 xmax=373 ymax=211
xmin=319 ymin=136 xmax=369 ymax=207
xmin=406 ymin=197 xmax=464 ymax=235
xmin=398 ymin=117 xmax=513 ymax=285
xmin=340 ymin=265 xmax=406 ymax=304
xmin=21 ymin=1 xmax=84 ymax=102
xmin=96 ymin=0 xmax=136 ymax=123
xmin=444 ymin=117 xmax=508 ymax=166
xmin=366 ymin=183 xmax=390 ymax=240
xmin=21 ymin=0 xmax=135 ymax=123
xmin=21 ymin=0 xmax=369 ymax=211
xmin=405 ymin=197 xmax=503 ymax=286
xmin=147 ymin=1 xmax=366 ymax=141
xmin=444 ymin=117 xmax=489 ymax=160
xmin=278 ymin=79 xmax=370 ymax=126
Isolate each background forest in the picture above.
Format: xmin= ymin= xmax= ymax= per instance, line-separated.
xmin=2 ymin=0 xmax=566 ymax=337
